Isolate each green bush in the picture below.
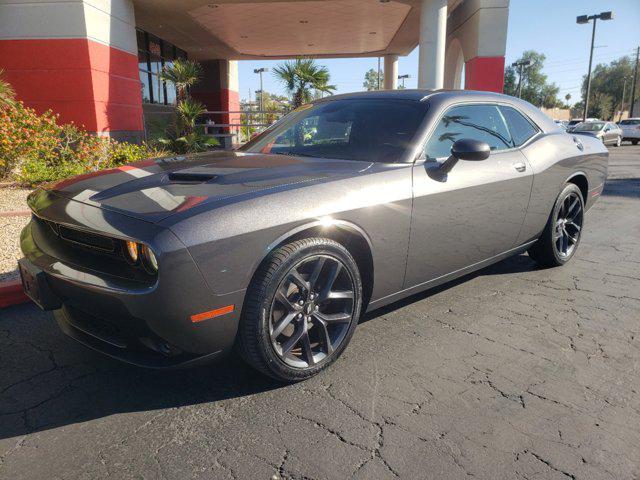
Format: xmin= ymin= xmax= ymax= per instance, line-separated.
xmin=1 ymin=99 xmax=168 ymax=186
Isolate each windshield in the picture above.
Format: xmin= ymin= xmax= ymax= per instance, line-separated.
xmin=620 ymin=119 xmax=640 ymax=125
xmin=574 ymin=122 xmax=604 ymax=132
xmin=239 ymin=99 xmax=429 ymax=163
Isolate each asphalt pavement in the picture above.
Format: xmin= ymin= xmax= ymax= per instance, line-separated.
xmin=1 ymin=145 xmax=639 ymax=480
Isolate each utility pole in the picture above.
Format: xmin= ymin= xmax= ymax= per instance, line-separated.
xmin=253 ymin=67 xmax=269 ymax=128
xmin=619 ymin=76 xmax=630 ymax=122
xmin=630 ymin=46 xmax=639 ymax=117
xmin=577 ymin=12 xmax=614 ymax=121
xmin=377 ymin=57 xmax=381 ymax=90
xmin=511 ymin=59 xmax=531 ymax=98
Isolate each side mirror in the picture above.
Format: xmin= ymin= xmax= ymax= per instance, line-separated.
xmin=438 ymin=139 xmax=491 ymax=174
xmin=451 ymin=139 xmax=491 ymax=161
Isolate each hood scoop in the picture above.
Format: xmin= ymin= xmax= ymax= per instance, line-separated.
xmin=167 ymin=171 xmax=219 ymax=183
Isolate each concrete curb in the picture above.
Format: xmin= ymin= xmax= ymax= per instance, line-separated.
xmin=0 ymin=280 xmax=29 ymax=309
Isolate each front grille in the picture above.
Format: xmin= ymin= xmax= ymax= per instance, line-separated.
xmin=58 ymin=225 xmax=115 ymax=252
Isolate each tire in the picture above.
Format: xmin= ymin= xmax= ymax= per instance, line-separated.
xmin=236 ymin=237 xmax=362 ymax=382
xmin=633 ymin=140 xmax=639 ymax=145
xmin=614 ymin=136 xmax=622 ymax=147
xmin=528 ymin=183 xmax=585 ymax=268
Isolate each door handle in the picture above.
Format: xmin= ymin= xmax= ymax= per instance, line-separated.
xmin=513 ymin=162 xmax=527 ymax=173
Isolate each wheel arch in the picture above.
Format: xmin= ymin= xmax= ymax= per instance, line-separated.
xmin=257 ymin=220 xmax=375 ymax=311
xmin=565 ymin=172 xmax=589 ymax=202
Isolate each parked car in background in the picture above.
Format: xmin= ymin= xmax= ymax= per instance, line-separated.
xmin=571 ymin=121 xmax=622 ymax=146
xmin=19 ymin=90 xmax=608 ymax=381
xmin=554 ymin=120 xmax=569 ymax=130
xmin=618 ymin=118 xmax=640 ymax=145
xmin=566 ymin=118 xmax=599 ymax=132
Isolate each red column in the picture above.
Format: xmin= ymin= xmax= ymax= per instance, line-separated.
xmin=0 ymin=39 xmax=143 ymax=136
xmin=464 ymin=56 xmax=505 ymax=93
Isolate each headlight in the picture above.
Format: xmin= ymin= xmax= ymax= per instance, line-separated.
xmin=124 ymin=241 xmax=139 ymax=263
xmin=141 ymin=244 xmax=158 ymax=273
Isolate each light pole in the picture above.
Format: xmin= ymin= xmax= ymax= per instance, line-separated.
xmin=254 ymin=67 xmax=269 ymax=127
xmin=577 ymin=11 xmax=614 ymax=121
xmin=398 ymin=74 xmax=410 ymax=89
xmin=631 ymin=46 xmax=639 ymax=117
xmin=511 ymin=59 xmax=531 ymax=98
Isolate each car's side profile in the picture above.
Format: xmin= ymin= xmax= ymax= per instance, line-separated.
xmin=618 ymin=118 xmax=640 ymax=144
xmin=571 ymin=121 xmax=623 ymax=146
xmin=19 ymin=90 xmax=608 ymax=381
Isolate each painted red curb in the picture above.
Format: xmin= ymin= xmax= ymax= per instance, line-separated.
xmin=0 ymin=210 xmax=31 ymax=218
xmin=0 ymin=279 xmax=30 ymax=309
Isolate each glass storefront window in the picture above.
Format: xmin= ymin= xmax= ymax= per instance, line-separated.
xmin=136 ymin=28 xmax=184 ymax=105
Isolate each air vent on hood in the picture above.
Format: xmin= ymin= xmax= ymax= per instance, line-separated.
xmin=167 ymin=171 xmax=218 ymax=183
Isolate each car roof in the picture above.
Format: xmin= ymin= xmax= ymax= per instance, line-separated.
xmin=318 ymin=89 xmax=520 ymax=103
xmin=315 ymin=89 xmax=559 ymax=133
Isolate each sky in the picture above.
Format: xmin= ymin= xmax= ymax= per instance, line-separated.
xmin=237 ymin=0 xmax=640 ymax=105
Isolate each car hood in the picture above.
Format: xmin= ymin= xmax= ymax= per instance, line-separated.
xmin=38 ymin=151 xmax=375 ymax=223
xmin=573 ymin=131 xmax=602 ymax=137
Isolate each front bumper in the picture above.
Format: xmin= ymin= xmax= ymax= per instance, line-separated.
xmin=20 ymin=189 xmax=246 ymax=368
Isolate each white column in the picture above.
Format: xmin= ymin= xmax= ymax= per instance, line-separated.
xmin=418 ymin=0 xmax=448 ymax=89
xmin=383 ymin=54 xmax=398 ymax=90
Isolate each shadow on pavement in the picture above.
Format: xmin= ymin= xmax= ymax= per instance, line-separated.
xmin=0 ymin=253 xmax=537 ymax=440
xmin=602 ymin=177 xmax=640 ymax=198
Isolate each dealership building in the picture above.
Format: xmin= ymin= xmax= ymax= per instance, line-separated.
xmin=0 ymin=0 xmax=510 ymax=142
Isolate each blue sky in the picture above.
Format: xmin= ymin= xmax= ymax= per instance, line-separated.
xmin=237 ymin=0 xmax=640 ymax=105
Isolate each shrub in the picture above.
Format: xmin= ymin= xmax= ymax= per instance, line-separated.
xmin=0 ymin=101 xmax=167 ymax=186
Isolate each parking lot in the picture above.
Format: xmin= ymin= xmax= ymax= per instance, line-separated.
xmin=1 ymin=146 xmax=639 ymax=480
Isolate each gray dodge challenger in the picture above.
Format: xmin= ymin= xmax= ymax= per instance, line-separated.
xmin=19 ymin=90 xmax=608 ymax=381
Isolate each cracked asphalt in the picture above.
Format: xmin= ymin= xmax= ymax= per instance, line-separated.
xmin=1 ymin=146 xmax=639 ymax=480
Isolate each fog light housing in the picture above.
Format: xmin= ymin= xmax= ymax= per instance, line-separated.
xmin=141 ymin=244 xmax=158 ymax=273
xmin=124 ymin=241 xmax=139 ymax=263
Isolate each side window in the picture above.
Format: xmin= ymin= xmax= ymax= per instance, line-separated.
xmin=500 ymin=106 xmax=539 ymax=147
xmin=425 ymin=104 xmax=512 ymax=159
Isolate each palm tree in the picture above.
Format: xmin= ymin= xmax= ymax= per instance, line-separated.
xmin=273 ymin=58 xmax=336 ymax=108
xmin=160 ymin=59 xmax=202 ymax=101
xmin=0 ymin=69 xmax=16 ymax=108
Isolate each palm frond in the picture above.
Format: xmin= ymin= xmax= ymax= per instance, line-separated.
xmin=0 ymin=69 xmax=16 ymax=108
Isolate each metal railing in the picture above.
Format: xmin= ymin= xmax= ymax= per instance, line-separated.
xmin=142 ymin=107 xmax=288 ymax=148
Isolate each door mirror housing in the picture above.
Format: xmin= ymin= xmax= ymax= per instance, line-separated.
xmin=451 ymin=139 xmax=491 ymax=161
xmin=437 ymin=139 xmax=491 ymax=175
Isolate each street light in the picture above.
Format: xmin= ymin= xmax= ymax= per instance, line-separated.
xmin=398 ymin=74 xmax=410 ymax=89
xmin=511 ymin=59 xmax=531 ymax=99
xmin=254 ymin=67 xmax=269 ymax=127
xmin=577 ymin=11 xmax=614 ymax=121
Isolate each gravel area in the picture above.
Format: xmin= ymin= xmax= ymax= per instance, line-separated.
xmin=0 ymin=216 xmax=29 ymax=282
xmin=0 ymin=187 xmax=31 ymax=212
xmin=0 ymin=188 xmax=32 ymax=282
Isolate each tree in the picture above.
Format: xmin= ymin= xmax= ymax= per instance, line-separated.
xmin=580 ymin=56 xmax=635 ymax=120
xmin=363 ymin=68 xmax=383 ymax=91
xmin=273 ymin=58 xmax=336 ymax=108
xmin=158 ymin=60 xmax=217 ymax=153
xmin=504 ymin=51 xmax=561 ymax=108
xmin=159 ymin=59 xmax=202 ymax=102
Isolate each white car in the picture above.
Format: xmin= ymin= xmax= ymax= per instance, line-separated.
xmin=618 ymin=118 xmax=640 ymax=145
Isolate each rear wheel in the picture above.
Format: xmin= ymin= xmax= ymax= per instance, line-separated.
xmin=633 ymin=140 xmax=639 ymax=145
xmin=528 ymin=183 xmax=584 ymax=267
xmin=237 ymin=238 xmax=362 ymax=382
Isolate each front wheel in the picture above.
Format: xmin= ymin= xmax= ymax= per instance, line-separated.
xmin=615 ymin=136 xmax=622 ymax=147
xmin=236 ymin=238 xmax=362 ymax=382
xmin=528 ymin=183 xmax=584 ymax=267
xmin=633 ymin=140 xmax=639 ymax=145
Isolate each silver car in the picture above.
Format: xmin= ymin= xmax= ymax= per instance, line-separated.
xmin=618 ymin=118 xmax=640 ymax=145
xmin=19 ymin=90 xmax=609 ymax=381
xmin=572 ymin=121 xmax=623 ymax=146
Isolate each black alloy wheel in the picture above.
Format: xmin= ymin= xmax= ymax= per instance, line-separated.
xmin=237 ymin=237 xmax=362 ymax=382
xmin=552 ymin=190 xmax=584 ymax=260
xmin=529 ymin=183 xmax=585 ymax=267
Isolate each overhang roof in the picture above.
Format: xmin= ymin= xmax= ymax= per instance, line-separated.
xmin=133 ymin=0 xmax=462 ymax=60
